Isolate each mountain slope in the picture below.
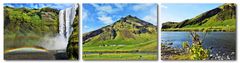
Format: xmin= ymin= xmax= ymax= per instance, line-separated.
xmin=83 ymin=15 xmax=157 ymax=52
xmin=162 ymin=3 xmax=236 ymax=31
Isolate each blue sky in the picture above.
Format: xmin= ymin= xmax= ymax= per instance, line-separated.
xmin=4 ymin=3 xmax=75 ymax=10
xmin=161 ymin=3 xmax=223 ymax=23
xmin=83 ymin=3 xmax=157 ymax=33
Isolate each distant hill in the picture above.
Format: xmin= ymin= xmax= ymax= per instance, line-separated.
xmin=162 ymin=3 xmax=236 ymax=32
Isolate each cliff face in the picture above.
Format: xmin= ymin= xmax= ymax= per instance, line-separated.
xmin=66 ymin=4 xmax=79 ymax=60
xmin=4 ymin=6 xmax=59 ymax=35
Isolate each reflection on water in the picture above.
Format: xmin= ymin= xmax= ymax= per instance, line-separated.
xmin=161 ymin=32 xmax=236 ymax=60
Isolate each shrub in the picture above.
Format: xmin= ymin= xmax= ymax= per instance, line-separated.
xmin=182 ymin=32 xmax=209 ymax=60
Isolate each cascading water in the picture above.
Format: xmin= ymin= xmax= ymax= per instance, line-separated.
xmin=39 ymin=4 xmax=78 ymax=50
xmin=59 ymin=10 xmax=65 ymax=39
xmin=64 ymin=5 xmax=77 ymax=40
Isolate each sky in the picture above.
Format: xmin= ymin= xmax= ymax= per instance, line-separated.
xmin=161 ymin=3 xmax=223 ymax=23
xmin=83 ymin=3 xmax=157 ymax=33
xmin=4 ymin=3 xmax=75 ymax=10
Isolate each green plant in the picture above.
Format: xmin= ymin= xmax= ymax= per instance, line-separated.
xmin=181 ymin=31 xmax=209 ymax=60
xmin=189 ymin=43 xmax=209 ymax=60
xmin=189 ymin=31 xmax=209 ymax=60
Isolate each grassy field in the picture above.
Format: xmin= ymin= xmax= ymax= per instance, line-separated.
xmin=162 ymin=19 xmax=236 ymax=32
xmin=83 ymin=41 xmax=158 ymax=60
xmin=83 ymin=53 xmax=157 ymax=60
xmin=83 ymin=40 xmax=157 ymax=52
xmin=83 ymin=33 xmax=158 ymax=60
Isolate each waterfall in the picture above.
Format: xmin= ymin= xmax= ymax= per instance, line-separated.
xmin=64 ymin=6 xmax=76 ymax=40
xmin=61 ymin=4 xmax=78 ymax=41
xmin=59 ymin=10 xmax=65 ymax=38
xmin=39 ymin=4 xmax=78 ymax=50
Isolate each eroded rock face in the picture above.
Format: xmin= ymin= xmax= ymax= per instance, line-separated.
xmin=83 ymin=29 xmax=104 ymax=42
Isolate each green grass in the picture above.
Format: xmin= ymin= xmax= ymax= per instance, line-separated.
xmin=83 ymin=33 xmax=157 ymax=53
xmin=83 ymin=53 xmax=157 ymax=60
xmin=83 ymin=32 xmax=158 ymax=60
xmin=83 ymin=40 xmax=157 ymax=53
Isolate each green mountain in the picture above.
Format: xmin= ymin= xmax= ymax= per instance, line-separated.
xmin=162 ymin=3 xmax=236 ymax=32
xmin=83 ymin=15 xmax=158 ymax=53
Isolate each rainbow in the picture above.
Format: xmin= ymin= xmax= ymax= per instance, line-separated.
xmin=4 ymin=46 xmax=48 ymax=54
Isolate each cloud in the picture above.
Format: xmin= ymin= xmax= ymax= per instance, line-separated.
xmin=4 ymin=3 xmax=74 ymax=10
xmin=114 ymin=4 xmax=126 ymax=10
xmin=132 ymin=4 xmax=155 ymax=11
xmin=82 ymin=7 xmax=88 ymax=21
xmin=4 ymin=4 xmax=15 ymax=7
xmin=90 ymin=4 xmax=128 ymax=25
xmin=142 ymin=7 xmax=157 ymax=25
xmin=160 ymin=5 xmax=168 ymax=9
xmin=91 ymin=4 xmax=127 ymax=16
xmin=83 ymin=25 xmax=95 ymax=33
xmin=98 ymin=15 xmax=114 ymax=25
xmin=143 ymin=15 xmax=157 ymax=25
xmin=84 ymin=25 xmax=89 ymax=29
xmin=91 ymin=4 xmax=114 ymax=14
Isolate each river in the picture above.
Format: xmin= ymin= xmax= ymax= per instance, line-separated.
xmin=161 ymin=32 xmax=236 ymax=60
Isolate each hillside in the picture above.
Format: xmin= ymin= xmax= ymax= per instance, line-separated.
xmin=162 ymin=3 xmax=236 ymax=32
xmin=83 ymin=15 xmax=158 ymax=53
xmin=4 ymin=6 xmax=60 ymax=50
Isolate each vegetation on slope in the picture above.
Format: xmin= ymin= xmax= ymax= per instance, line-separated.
xmin=162 ymin=3 xmax=236 ymax=32
xmin=67 ymin=4 xmax=79 ymax=60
